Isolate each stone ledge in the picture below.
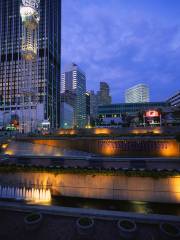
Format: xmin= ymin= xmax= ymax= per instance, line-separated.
xmin=0 ymin=201 xmax=179 ymax=224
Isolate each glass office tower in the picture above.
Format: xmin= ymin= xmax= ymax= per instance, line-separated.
xmin=125 ymin=84 xmax=150 ymax=103
xmin=61 ymin=63 xmax=87 ymax=128
xmin=0 ymin=0 xmax=61 ymax=129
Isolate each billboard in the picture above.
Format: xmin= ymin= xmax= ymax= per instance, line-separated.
xmin=145 ymin=110 xmax=160 ymax=118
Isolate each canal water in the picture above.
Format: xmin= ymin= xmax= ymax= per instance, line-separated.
xmin=51 ymin=196 xmax=180 ymax=216
xmin=1 ymin=196 xmax=179 ymax=216
xmin=3 ymin=141 xmax=93 ymax=157
xmin=1 ymin=141 xmax=180 ymax=216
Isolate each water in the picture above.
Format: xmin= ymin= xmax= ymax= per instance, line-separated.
xmin=0 ymin=185 xmax=51 ymax=203
xmin=0 ymin=186 xmax=179 ymax=216
xmin=3 ymin=141 xmax=92 ymax=157
xmin=1 ymin=142 xmax=180 ymax=216
xmin=51 ymin=196 xmax=180 ymax=216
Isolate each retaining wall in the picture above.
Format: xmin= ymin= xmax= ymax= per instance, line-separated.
xmin=0 ymin=172 xmax=179 ymax=203
xmin=32 ymin=138 xmax=180 ymax=157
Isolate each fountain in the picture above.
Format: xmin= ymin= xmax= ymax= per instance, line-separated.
xmin=0 ymin=185 xmax=51 ymax=203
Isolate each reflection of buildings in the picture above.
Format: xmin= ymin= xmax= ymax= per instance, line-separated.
xmin=97 ymin=82 xmax=112 ymax=106
xmin=167 ymin=91 xmax=180 ymax=107
xmin=0 ymin=0 xmax=61 ymax=130
xmin=61 ymin=64 xmax=86 ymax=128
xmin=125 ymin=84 xmax=150 ymax=103
xmin=60 ymin=102 xmax=74 ymax=129
xmin=60 ymin=90 xmax=76 ymax=129
xmin=98 ymin=102 xmax=170 ymax=127
xmin=61 ymin=90 xmax=76 ymax=109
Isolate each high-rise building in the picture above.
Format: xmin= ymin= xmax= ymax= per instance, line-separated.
xmin=61 ymin=63 xmax=86 ymax=128
xmin=167 ymin=91 xmax=180 ymax=107
xmin=97 ymin=82 xmax=112 ymax=106
xmin=0 ymin=0 xmax=61 ymax=129
xmin=86 ymin=92 xmax=91 ymax=126
xmin=89 ymin=90 xmax=98 ymax=118
xmin=125 ymin=84 xmax=149 ymax=103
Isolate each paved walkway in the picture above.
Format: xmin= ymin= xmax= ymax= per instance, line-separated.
xmin=0 ymin=201 xmax=180 ymax=240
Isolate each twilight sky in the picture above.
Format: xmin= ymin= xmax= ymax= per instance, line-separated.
xmin=62 ymin=0 xmax=180 ymax=103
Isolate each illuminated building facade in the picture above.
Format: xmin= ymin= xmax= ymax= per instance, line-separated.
xmin=98 ymin=102 xmax=170 ymax=127
xmin=0 ymin=0 xmax=61 ymax=130
xmin=61 ymin=63 xmax=86 ymax=128
xmin=167 ymin=91 xmax=180 ymax=107
xmin=125 ymin=84 xmax=150 ymax=103
xmin=143 ymin=110 xmax=162 ymax=126
xmin=19 ymin=0 xmax=40 ymax=132
xmin=97 ymin=82 xmax=112 ymax=106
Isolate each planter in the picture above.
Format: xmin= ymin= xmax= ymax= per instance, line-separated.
xmin=143 ymin=232 xmax=155 ymax=240
xmin=159 ymin=223 xmax=180 ymax=240
xmin=117 ymin=219 xmax=137 ymax=240
xmin=24 ymin=212 xmax=43 ymax=231
xmin=76 ymin=217 xmax=94 ymax=236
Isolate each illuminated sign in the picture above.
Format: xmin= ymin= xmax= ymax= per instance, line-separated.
xmin=145 ymin=110 xmax=159 ymax=118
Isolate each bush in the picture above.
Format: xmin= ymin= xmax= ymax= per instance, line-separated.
xmin=0 ymin=164 xmax=179 ymax=179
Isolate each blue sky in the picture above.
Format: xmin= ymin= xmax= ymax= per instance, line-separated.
xmin=62 ymin=0 xmax=180 ymax=103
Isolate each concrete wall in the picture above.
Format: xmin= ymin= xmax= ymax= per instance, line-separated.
xmin=57 ymin=126 xmax=180 ymax=135
xmin=0 ymin=172 xmax=179 ymax=203
xmin=32 ymin=138 xmax=180 ymax=157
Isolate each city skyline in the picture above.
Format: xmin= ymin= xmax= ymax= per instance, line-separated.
xmin=62 ymin=0 xmax=180 ymax=103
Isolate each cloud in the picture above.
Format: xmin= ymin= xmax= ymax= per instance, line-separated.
xmin=62 ymin=0 xmax=180 ymax=102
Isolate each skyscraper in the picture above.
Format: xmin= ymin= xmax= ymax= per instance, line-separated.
xmin=125 ymin=84 xmax=150 ymax=103
xmin=86 ymin=90 xmax=99 ymax=126
xmin=89 ymin=90 xmax=98 ymax=119
xmin=61 ymin=63 xmax=86 ymax=128
xmin=97 ymin=82 xmax=112 ymax=106
xmin=167 ymin=91 xmax=180 ymax=107
xmin=19 ymin=0 xmax=40 ymax=133
xmin=85 ymin=92 xmax=91 ymax=126
xmin=0 ymin=0 xmax=61 ymax=129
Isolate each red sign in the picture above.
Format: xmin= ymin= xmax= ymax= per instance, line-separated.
xmin=145 ymin=110 xmax=159 ymax=117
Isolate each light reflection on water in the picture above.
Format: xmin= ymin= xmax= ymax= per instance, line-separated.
xmin=1 ymin=194 xmax=179 ymax=216
xmin=50 ymin=196 xmax=180 ymax=216
xmin=2 ymin=142 xmax=180 ymax=216
xmin=0 ymin=187 xmax=179 ymax=216
xmin=3 ymin=141 xmax=92 ymax=157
